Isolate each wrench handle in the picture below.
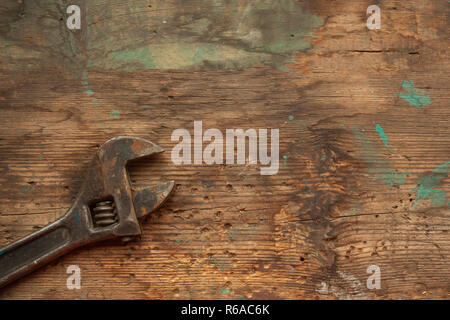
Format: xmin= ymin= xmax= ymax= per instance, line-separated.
xmin=0 ymin=218 xmax=77 ymax=289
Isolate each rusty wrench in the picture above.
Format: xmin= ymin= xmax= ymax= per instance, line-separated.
xmin=0 ymin=136 xmax=174 ymax=289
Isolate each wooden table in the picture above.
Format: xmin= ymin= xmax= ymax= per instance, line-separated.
xmin=0 ymin=0 xmax=448 ymax=299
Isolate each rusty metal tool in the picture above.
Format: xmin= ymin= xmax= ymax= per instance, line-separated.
xmin=0 ymin=136 xmax=174 ymax=289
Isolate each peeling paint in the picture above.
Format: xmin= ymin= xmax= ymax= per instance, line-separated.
xmin=221 ymin=288 xmax=231 ymax=295
xmin=352 ymin=127 xmax=407 ymax=187
xmin=375 ymin=124 xmax=392 ymax=152
xmin=1 ymin=1 xmax=323 ymax=73
xmin=282 ymin=155 xmax=288 ymax=166
xmin=87 ymin=0 xmax=324 ymax=71
xmin=413 ymin=161 xmax=449 ymax=206
xmin=109 ymin=110 xmax=120 ymax=118
xmin=397 ymin=80 xmax=431 ymax=108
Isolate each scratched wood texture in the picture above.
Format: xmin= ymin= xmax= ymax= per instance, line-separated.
xmin=0 ymin=0 xmax=448 ymax=299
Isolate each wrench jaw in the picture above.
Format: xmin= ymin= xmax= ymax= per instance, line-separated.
xmin=97 ymin=136 xmax=164 ymax=166
xmin=83 ymin=137 xmax=173 ymax=240
xmin=133 ymin=180 xmax=175 ymax=220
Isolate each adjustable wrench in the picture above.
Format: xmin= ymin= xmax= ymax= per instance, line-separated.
xmin=0 ymin=136 xmax=174 ymax=289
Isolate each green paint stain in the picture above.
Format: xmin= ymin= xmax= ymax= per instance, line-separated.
xmin=429 ymin=189 xmax=446 ymax=206
xmin=288 ymin=115 xmax=294 ymax=121
xmin=352 ymin=127 xmax=407 ymax=187
xmin=376 ymin=171 xmax=408 ymax=188
xmin=220 ymin=265 xmax=225 ymax=271
xmin=175 ymin=239 xmax=182 ymax=243
xmin=339 ymin=123 xmax=345 ymax=127
xmin=412 ymin=161 xmax=449 ymax=207
xmin=109 ymin=47 xmax=156 ymax=71
xmin=227 ymin=232 xmax=233 ymax=239
xmin=397 ymin=80 xmax=431 ymax=108
xmin=84 ymin=89 xmax=94 ymax=95
xmin=221 ymin=288 xmax=231 ymax=295
xmin=283 ymin=155 xmax=288 ymax=166
xmin=375 ymin=124 xmax=392 ymax=152
xmin=39 ymin=156 xmax=43 ymax=161
xmin=92 ymin=99 xmax=98 ymax=104
xmin=21 ymin=186 xmax=29 ymax=193
xmin=320 ymin=155 xmax=326 ymax=161
xmin=81 ymin=70 xmax=89 ymax=81
xmin=109 ymin=110 xmax=120 ymax=118
xmin=192 ymin=45 xmax=218 ymax=65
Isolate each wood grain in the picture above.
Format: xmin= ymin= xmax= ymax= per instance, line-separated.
xmin=0 ymin=0 xmax=448 ymax=299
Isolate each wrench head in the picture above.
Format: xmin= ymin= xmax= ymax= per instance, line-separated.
xmin=78 ymin=136 xmax=173 ymax=239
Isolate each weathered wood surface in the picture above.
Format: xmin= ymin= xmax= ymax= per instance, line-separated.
xmin=0 ymin=0 xmax=448 ymax=299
